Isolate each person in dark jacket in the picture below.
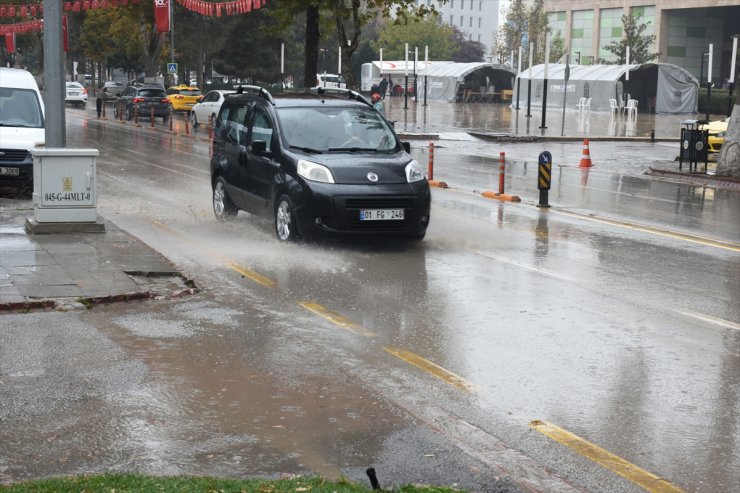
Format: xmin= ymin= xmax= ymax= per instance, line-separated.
xmin=378 ymin=77 xmax=388 ymax=100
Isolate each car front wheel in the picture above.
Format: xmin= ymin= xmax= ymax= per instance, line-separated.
xmin=275 ymin=194 xmax=299 ymax=242
xmin=190 ymin=111 xmax=198 ymax=127
xmin=213 ymin=177 xmax=238 ymax=221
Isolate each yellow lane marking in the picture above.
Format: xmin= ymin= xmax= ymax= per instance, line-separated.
xmin=151 ymin=220 xmax=277 ymax=289
xmin=384 ymin=346 xmax=479 ymax=393
xmin=555 ymin=210 xmax=740 ymax=252
xmin=529 ymin=420 xmax=684 ymax=493
xmin=299 ymin=301 xmax=377 ymax=337
xmin=226 ymin=261 xmax=277 ymax=289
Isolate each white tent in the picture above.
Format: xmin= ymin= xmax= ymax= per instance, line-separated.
xmin=420 ymin=62 xmax=517 ymax=102
xmin=513 ymin=63 xmax=698 ymax=114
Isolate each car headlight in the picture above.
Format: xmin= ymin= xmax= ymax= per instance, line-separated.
xmin=715 ymin=131 xmax=726 ymax=138
xmin=405 ymin=160 xmax=425 ymax=183
xmin=297 ymin=159 xmax=335 ymax=184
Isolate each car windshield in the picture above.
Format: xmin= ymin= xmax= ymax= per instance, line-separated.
xmin=0 ymin=87 xmax=44 ymax=128
xmin=139 ymin=89 xmax=165 ymax=98
xmin=66 ymin=82 xmax=83 ymax=88
xmin=179 ymin=89 xmax=201 ymax=96
xmin=277 ymin=106 xmax=396 ymax=152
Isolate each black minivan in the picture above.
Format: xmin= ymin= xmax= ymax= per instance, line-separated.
xmin=210 ymin=86 xmax=430 ymax=241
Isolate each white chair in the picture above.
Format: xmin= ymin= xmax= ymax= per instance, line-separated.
xmin=609 ymin=98 xmax=619 ymax=115
xmin=626 ymin=99 xmax=638 ymax=118
xmin=583 ymin=97 xmax=591 ymax=111
xmin=577 ymin=97 xmax=587 ymax=109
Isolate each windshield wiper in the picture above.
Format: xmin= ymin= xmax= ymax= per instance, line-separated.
xmin=289 ymin=145 xmax=323 ymax=154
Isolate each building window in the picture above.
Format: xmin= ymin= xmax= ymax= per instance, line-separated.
xmin=479 ymin=0 xmax=482 ymax=11
xmin=478 ymin=17 xmax=481 ymax=28
xmin=450 ymin=0 xmax=454 ymax=8
xmin=470 ymin=0 xmax=473 ymax=9
xmin=470 ymin=16 xmax=473 ymax=27
xmin=460 ymin=15 xmax=463 ymax=25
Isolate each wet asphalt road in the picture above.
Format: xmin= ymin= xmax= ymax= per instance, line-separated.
xmin=1 ymin=104 xmax=739 ymax=492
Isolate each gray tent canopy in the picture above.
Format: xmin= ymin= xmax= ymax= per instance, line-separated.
xmin=513 ymin=63 xmax=698 ymax=114
xmin=420 ymin=62 xmax=516 ymax=102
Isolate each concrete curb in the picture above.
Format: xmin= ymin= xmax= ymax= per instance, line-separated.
xmin=645 ymin=167 xmax=740 ymax=191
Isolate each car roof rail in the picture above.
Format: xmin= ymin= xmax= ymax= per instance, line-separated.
xmin=311 ymin=86 xmax=371 ymax=107
xmin=234 ymin=84 xmax=275 ymax=105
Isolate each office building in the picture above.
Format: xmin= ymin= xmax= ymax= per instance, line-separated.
xmin=544 ymin=1 xmax=740 ymax=83
xmin=415 ymin=0 xmax=501 ymax=57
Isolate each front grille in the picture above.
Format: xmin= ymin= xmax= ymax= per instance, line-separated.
xmin=0 ymin=149 xmax=29 ymax=162
xmin=344 ymin=197 xmax=415 ymax=209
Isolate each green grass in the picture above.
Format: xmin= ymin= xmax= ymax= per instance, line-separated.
xmin=0 ymin=473 xmax=461 ymax=493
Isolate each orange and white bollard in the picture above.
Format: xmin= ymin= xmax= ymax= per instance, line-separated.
xmin=498 ymin=151 xmax=506 ymax=195
xmin=134 ymin=106 xmax=139 ymax=125
xmin=169 ymin=107 xmax=173 ymax=132
xmin=150 ymin=107 xmax=155 ymax=128
xmin=579 ymin=138 xmax=593 ymax=168
xmin=208 ymin=114 xmax=213 ymax=140
xmin=184 ymin=113 xmax=190 ymax=135
xmin=427 ymin=141 xmax=434 ymax=180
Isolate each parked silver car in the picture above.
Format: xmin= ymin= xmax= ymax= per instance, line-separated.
xmin=100 ymin=80 xmax=124 ymax=102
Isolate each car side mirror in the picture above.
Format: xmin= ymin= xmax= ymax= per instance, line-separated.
xmin=251 ymin=140 xmax=270 ymax=155
xmin=402 ymin=142 xmax=411 ymax=154
xmin=197 ymin=96 xmax=204 ymax=102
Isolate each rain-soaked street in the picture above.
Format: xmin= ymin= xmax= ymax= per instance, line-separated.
xmin=1 ymin=100 xmax=739 ymax=492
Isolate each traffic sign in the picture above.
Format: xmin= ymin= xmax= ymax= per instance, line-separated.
xmin=167 ymin=63 xmax=177 ymax=74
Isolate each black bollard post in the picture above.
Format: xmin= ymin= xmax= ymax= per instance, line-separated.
xmin=537 ymin=151 xmax=552 ymax=208
xmin=651 ymin=129 xmax=655 ymax=142
xmin=539 ymin=78 xmax=548 ymax=129
xmin=366 ymin=467 xmax=381 ymax=490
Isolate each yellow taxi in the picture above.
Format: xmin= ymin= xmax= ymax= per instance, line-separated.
xmin=699 ymin=117 xmax=729 ymax=153
xmin=165 ymin=84 xmax=202 ymax=112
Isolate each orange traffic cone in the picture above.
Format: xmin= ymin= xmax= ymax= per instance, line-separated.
xmin=579 ymin=139 xmax=593 ymax=168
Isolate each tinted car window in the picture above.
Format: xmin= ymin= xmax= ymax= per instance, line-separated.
xmin=138 ymin=89 xmax=165 ymax=98
xmin=224 ymin=104 xmax=247 ymax=144
xmin=250 ymin=107 xmax=273 ymax=145
xmin=277 ymin=106 xmax=396 ymax=151
xmin=179 ymin=89 xmax=201 ymax=96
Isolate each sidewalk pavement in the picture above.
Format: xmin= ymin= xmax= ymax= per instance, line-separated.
xmin=0 ymin=204 xmax=194 ymax=313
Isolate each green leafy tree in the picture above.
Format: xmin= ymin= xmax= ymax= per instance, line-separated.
xmin=599 ymin=13 xmax=658 ymax=64
xmin=495 ymin=0 xmax=528 ymax=68
xmin=451 ymin=25 xmax=485 ymax=63
xmin=270 ymin=0 xmax=444 ymax=89
xmin=376 ymin=14 xmax=455 ymax=60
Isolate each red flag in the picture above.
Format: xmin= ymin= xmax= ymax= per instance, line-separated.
xmin=154 ymin=0 xmax=170 ymax=33
xmin=63 ymin=15 xmax=69 ymax=52
xmin=5 ymin=33 xmax=16 ymax=53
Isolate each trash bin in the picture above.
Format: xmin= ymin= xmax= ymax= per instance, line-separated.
xmin=679 ymin=120 xmax=708 ymax=172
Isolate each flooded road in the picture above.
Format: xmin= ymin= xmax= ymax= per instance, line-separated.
xmin=1 ymin=105 xmax=739 ymax=492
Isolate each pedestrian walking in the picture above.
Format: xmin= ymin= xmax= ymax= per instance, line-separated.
xmin=379 ymin=77 xmax=388 ymax=100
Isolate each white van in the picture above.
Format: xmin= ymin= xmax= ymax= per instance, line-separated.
xmin=0 ymin=68 xmax=45 ymax=188
xmin=316 ymin=73 xmax=347 ymax=89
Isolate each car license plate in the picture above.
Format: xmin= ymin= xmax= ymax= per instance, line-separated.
xmin=0 ymin=167 xmax=20 ymax=176
xmin=360 ymin=209 xmax=404 ymax=221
